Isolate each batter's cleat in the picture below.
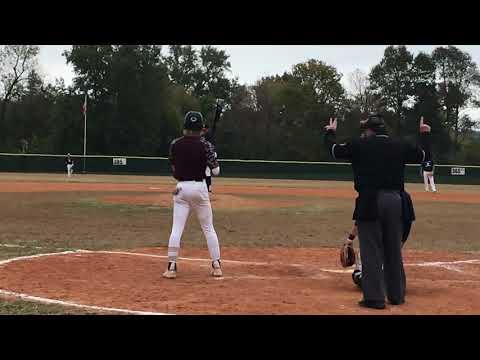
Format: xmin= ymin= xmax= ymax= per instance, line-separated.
xmin=211 ymin=260 xmax=223 ymax=277
xmin=162 ymin=262 xmax=177 ymax=279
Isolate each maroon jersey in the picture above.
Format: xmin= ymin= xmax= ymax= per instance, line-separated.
xmin=169 ymin=135 xmax=218 ymax=181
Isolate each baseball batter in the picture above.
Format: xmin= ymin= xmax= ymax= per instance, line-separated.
xmin=421 ymin=158 xmax=437 ymax=192
xmin=65 ymin=153 xmax=74 ymax=177
xmin=162 ymin=111 xmax=222 ymax=279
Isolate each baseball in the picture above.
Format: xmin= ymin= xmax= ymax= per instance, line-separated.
xmin=442 ymin=105 xmax=447 ymax=110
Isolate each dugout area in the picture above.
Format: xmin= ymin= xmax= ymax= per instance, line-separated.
xmin=0 ymin=173 xmax=479 ymax=314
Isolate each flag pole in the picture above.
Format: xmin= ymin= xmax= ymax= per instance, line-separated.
xmin=83 ymin=94 xmax=87 ymax=173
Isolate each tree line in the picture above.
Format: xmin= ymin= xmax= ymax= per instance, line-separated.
xmin=1 ymin=44 xmax=480 ymax=164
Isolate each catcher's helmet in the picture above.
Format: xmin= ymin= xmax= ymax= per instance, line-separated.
xmin=352 ymin=269 xmax=362 ymax=288
xmin=184 ymin=111 xmax=204 ymax=131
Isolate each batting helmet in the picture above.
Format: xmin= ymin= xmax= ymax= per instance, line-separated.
xmin=184 ymin=111 xmax=204 ymax=131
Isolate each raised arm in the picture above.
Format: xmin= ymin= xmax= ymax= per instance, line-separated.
xmin=404 ymin=116 xmax=432 ymax=163
xmin=324 ymin=117 xmax=353 ymax=160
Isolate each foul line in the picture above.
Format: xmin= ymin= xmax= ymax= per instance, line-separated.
xmin=0 ymin=289 xmax=172 ymax=315
xmin=0 ymin=250 xmax=83 ymax=266
xmin=412 ymin=259 xmax=480 ymax=267
xmin=410 ymin=259 xmax=480 ymax=273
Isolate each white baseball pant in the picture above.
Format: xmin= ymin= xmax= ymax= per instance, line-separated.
xmin=167 ymin=180 xmax=220 ymax=262
xmin=67 ymin=164 xmax=73 ymax=177
xmin=423 ymin=171 xmax=436 ymax=192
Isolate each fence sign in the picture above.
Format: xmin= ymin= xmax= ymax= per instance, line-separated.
xmin=113 ymin=158 xmax=127 ymax=166
xmin=451 ymin=167 xmax=466 ymax=176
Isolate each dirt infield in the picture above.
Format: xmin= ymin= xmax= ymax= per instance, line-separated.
xmin=0 ymin=247 xmax=479 ymax=314
xmin=0 ymin=174 xmax=479 ymax=314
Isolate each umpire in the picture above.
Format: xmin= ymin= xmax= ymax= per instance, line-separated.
xmin=325 ymin=114 xmax=431 ymax=309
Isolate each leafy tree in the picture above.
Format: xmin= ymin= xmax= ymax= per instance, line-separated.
xmin=369 ymin=46 xmax=415 ymax=135
xmin=432 ymin=46 xmax=480 ymax=153
xmin=64 ymin=45 xmax=179 ymax=155
xmin=165 ymin=45 xmax=237 ymax=117
xmin=291 ymin=59 xmax=345 ymax=113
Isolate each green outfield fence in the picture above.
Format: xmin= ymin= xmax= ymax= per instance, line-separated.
xmin=1 ymin=153 xmax=480 ymax=185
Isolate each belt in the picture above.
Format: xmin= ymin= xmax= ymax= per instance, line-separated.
xmin=178 ymin=179 xmax=204 ymax=182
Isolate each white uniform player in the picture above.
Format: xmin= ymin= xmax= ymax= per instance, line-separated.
xmin=421 ymin=159 xmax=436 ymax=192
xmin=65 ymin=154 xmax=74 ymax=177
xmin=163 ymin=111 xmax=222 ymax=279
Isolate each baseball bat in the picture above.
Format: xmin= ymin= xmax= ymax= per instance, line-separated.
xmin=209 ymin=98 xmax=224 ymax=146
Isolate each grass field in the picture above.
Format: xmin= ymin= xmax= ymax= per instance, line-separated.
xmin=0 ymin=172 xmax=479 ymax=314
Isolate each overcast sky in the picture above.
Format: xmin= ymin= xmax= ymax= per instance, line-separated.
xmin=38 ymin=45 xmax=480 ymax=119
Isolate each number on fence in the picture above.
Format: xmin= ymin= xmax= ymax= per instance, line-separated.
xmin=113 ymin=158 xmax=127 ymax=166
xmin=451 ymin=167 xmax=466 ymax=176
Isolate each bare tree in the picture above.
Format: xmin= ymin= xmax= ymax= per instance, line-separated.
xmin=0 ymin=45 xmax=40 ymax=126
xmin=348 ymin=68 xmax=378 ymax=114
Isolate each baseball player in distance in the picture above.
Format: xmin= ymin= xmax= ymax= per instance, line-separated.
xmin=421 ymin=158 xmax=437 ymax=192
xmin=163 ymin=111 xmax=222 ymax=279
xmin=65 ymin=153 xmax=74 ymax=177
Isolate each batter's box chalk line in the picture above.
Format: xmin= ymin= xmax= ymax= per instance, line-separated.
xmin=0 ymin=250 xmax=172 ymax=315
xmin=0 ymin=249 xmax=479 ymax=315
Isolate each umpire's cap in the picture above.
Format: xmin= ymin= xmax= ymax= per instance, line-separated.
xmin=360 ymin=113 xmax=387 ymax=133
xmin=184 ymin=111 xmax=204 ymax=131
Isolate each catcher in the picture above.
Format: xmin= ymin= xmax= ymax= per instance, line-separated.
xmin=341 ymin=190 xmax=415 ymax=290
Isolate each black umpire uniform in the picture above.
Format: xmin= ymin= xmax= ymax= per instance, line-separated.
xmin=325 ymin=114 xmax=431 ymax=309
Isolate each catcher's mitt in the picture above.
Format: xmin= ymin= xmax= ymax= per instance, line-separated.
xmin=340 ymin=240 xmax=356 ymax=268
